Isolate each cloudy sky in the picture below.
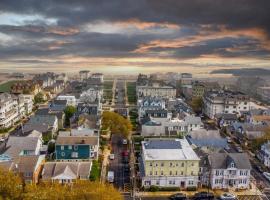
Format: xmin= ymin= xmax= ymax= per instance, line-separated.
xmin=0 ymin=0 xmax=269 ymax=75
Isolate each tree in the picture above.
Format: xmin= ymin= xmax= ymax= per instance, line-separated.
xmin=251 ymin=127 xmax=270 ymax=151
xmin=102 ymin=111 xmax=132 ymax=138
xmin=89 ymin=160 xmax=101 ymax=181
xmin=34 ymin=92 xmax=45 ymax=104
xmin=0 ymin=167 xmax=23 ymax=199
xmin=64 ymin=105 xmax=76 ymax=126
xmin=23 ymin=181 xmax=123 ymax=200
xmin=190 ymin=97 xmax=203 ymax=114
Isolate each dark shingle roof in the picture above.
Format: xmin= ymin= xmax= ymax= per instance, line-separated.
xmin=209 ymin=153 xmax=251 ymax=169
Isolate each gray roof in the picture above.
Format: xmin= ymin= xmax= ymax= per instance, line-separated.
xmin=144 ymin=139 xmax=181 ymax=149
xmin=56 ymin=136 xmax=98 ymax=145
xmin=208 ymin=153 xmax=251 ymax=170
xmin=29 ymin=115 xmax=57 ymax=126
xmin=4 ymin=136 xmax=40 ymax=159
xmin=42 ymin=161 xmax=91 ymax=180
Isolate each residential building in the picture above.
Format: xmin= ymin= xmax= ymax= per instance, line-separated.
xmin=23 ymin=95 xmax=34 ymax=114
xmin=192 ymin=81 xmax=220 ymax=99
xmin=140 ymin=139 xmax=200 ymax=189
xmin=138 ymin=96 xmax=166 ymax=120
xmin=55 ymin=131 xmax=99 ymax=161
xmin=200 ymin=153 xmax=251 ymax=190
xmin=141 ymin=115 xmax=203 ymax=137
xmin=0 ymin=134 xmax=43 ymax=161
xmin=11 ymin=81 xmax=41 ymax=95
xmin=203 ymin=90 xmax=250 ymax=119
xmin=0 ymin=93 xmax=19 ymax=128
xmin=79 ymin=70 xmax=90 ymax=81
xmin=258 ymin=141 xmax=270 ymax=168
xmin=33 ymin=72 xmax=57 ymax=88
xmin=57 ymin=95 xmax=77 ymax=106
xmin=216 ymin=113 xmax=238 ymax=127
xmin=42 ymin=161 xmax=92 ymax=183
xmin=91 ymin=73 xmax=104 ymax=83
xmin=136 ymin=75 xmax=176 ymax=99
xmin=27 ymin=115 xmax=58 ymax=135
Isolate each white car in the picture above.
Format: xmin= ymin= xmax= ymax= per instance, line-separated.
xmin=263 ymin=172 xmax=270 ymax=182
xmin=122 ymin=139 xmax=128 ymax=145
xmin=109 ymin=154 xmax=115 ymax=160
xmin=220 ymin=193 xmax=236 ymax=200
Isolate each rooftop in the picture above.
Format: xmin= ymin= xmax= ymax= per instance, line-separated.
xmin=142 ymin=139 xmax=199 ymax=161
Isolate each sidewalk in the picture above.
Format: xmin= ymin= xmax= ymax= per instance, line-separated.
xmin=136 ymin=183 xmax=262 ymax=198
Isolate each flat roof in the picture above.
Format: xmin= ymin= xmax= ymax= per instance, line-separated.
xmin=142 ymin=139 xmax=200 ymax=161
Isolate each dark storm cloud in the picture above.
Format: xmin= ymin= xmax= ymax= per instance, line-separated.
xmin=0 ymin=0 xmax=269 ymax=69
xmin=0 ymin=0 xmax=270 ymax=34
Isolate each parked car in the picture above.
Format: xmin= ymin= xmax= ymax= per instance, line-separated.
xmin=226 ymin=137 xmax=232 ymax=143
xmin=107 ymin=171 xmax=114 ymax=183
xmin=123 ymin=156 xmax=129 ymax=164
xmin=122 ymin=139 xmax=128 ymax=145
xmin=235 ymin=145 xmax=243 ymax=153
xmin=193 ymin=192 xmax=214 ymax=200
xmin=219 ymin=193 xmax=236 ymax=200
xmin=122 ymin=150 xmax=129 ymax=157
xmin=169 ymin=193 xmax=187 ymax=200
xmin=263 ymin=172 xmax=270 ymax=182
xmin=109 ymin=153 xmax=115 ymax=160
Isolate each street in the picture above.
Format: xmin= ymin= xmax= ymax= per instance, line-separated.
xmin=109 ymin=134 xmax=131 ymax=192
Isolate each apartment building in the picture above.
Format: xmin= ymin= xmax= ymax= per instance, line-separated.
xmin=0 ymin=93 xmax=19 ymax=128
xmin=203 ymin=90 xmax=250 ymax=119
xmin=136 ymin=75 xmax=176 ymax=99
xmin=140 ymin=139 xmax=200 ymax=189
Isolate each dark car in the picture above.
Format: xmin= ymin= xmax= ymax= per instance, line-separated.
xmin=254 ymin=165 xmax=264 ymax=173
xmin=193 ymin=192 xmax=214 ymax=200
xmin=169 ymin=193 xmax=187 ymax=200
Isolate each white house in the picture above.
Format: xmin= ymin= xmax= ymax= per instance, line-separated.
xmin=258 ymin=141 xmax=270 ymax=168
xmin=42 ymin=161 xmax=92 ymax=184
xmin=141 ymin=115 xmax=203 ymax=137
xmin=201 ymin=153 xmax=252 ymax=190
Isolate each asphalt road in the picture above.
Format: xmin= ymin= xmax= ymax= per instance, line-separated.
xmin=109 ymin=134 xmax=130 ymax=191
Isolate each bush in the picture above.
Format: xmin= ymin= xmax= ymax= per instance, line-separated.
xmin=149 ymin=185 xmax=159 ymax=192
xmin=89 ymin=160 xmax=101 ymax=181
xmin=186 ymin=186 xmax=197 ymax=191
xmin=159 ymin=187 xmax=180 ymax=191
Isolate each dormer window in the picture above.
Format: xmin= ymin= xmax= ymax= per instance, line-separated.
xmin=231 ymin=162 xmax=235 ymax=168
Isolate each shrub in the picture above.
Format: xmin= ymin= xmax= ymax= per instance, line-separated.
xmin=186 ymin=186 xmax=197 ymax=191
xmin=149 ymin=185 xmax=159 ymax=192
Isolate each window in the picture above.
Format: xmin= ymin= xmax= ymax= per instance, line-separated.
xmin=156 ymin=180 xmax=160 ymax=185
xmin=149 ymin=162 xmax=152 ymax=167
xmin=61 ymin=146 xmax=64 ymax=150
xmin=170 ymin=171 xmax=172 ymax=175
xmin=170 ymin=163 xmax=173 ymax=167
xmin=181 ymin=163 xmax=184 ymax=167
xmin=150 ymin=171 xmax=152 ymax=175
xmin=175 ymin=171 xmax=178 ymax=175
xmin=68 ymin=145 xmax=72 ymax=150
xmin=74 ymin=145 xmax=78 ymax=150
xmin=155 ymin=163 xmax=158 ymax=167
xmin=161 ymin=171 xmax=163 ymax=175
xmin=61 ymin=152 xmax=65 ymax=157
xmin=189 ymin=180 xmax=194 ymax=185
xmin=155 ymin=171 xmax=158 ymax=175
xmin=181 ymin=171 xmax=184 ymax=175
xmin=161 ymin=163 xmax=164 ymax=167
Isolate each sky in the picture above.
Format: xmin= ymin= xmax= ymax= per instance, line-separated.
xmin=0 ymin=0 xmax=270 ymax=75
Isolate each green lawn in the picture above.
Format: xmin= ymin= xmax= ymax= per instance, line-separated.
xmin=126 ymin=82 xmax=136 ymax=104
xmin=0 ymin=80 xmax=23 ymax=93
